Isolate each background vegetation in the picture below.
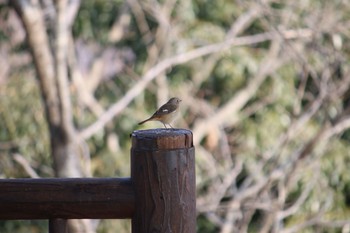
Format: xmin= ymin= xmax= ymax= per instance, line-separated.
xmin=1 ymin=0 xmax=350 ymax=232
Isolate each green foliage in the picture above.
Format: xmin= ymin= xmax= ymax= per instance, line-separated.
xmin=0 ymin=74 xmax=52 ymax=178
xmin=73 ymin=0 xmax=123 ymax=43
xmin=0 ymin=220 xmax=47 ymax=233
xmin=193 ymin=0 xmax=238 ymax=28
xmin=197 ymin=214 xmax=219 ymax=233
xmin=96 ymin=219 xmax=130 ymax=233
xmin=2 ymin=0 xmax=350 ymax=232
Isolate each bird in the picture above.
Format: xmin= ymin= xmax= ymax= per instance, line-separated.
xmin=138 ymin=97 xmax=182 ymax=128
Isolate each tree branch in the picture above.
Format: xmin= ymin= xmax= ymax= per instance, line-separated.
xmin=80 ymin=28 xmax=313 ymax=139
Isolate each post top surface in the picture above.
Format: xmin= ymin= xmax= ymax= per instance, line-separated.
xmin=131 ymin=128 xmax=193 ymax=150
xmin=132 ymin=128 xmax=192 ymax=137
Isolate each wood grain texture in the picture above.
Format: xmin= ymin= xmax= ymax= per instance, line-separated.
xmin=131 ymin=128 xmax=196 ymax=233
xmin=0 ymin=178 xmax=134 ymax=219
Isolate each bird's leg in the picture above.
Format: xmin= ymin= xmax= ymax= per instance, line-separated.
xmin=163 ymin=123 xmax=167 ymax=128
xmin=169 ymin=124 xmax=174 ymax=129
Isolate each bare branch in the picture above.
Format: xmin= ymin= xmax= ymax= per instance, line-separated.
xmin=13 ymin=153 xmax=40 ymax=178
xmin=80 ymin=28 xmax=313 ymax=139
xmin=193 ymin=36 xmax=284 ymax=145
xmin=55 ymin=0 xmax=74 ymax=137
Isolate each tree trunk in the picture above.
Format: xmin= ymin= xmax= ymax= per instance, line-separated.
xmin=12 ymin=0 xmax=93 ymax=232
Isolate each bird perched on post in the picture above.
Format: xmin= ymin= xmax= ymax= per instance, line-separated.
xmin=138 ymin=97 xmax=182 ymax=128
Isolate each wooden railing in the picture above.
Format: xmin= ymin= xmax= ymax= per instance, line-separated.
xmin=0 ymin=129 xmax=196 ymax=233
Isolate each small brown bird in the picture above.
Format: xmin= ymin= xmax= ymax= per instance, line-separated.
xmin=138 ymin=97 xmax=182 ymax=128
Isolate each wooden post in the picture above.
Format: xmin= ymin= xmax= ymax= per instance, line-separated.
xmin=49 ymin=219 xmax=68 ymax=233
xmin=130 ymin=129 xmax=196 ymax=233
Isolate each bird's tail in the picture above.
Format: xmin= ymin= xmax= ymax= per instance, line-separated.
xmin=138 ymin=117 xmax=152 ymax=125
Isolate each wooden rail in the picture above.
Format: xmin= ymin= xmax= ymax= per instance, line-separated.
xmin=0 ymin=178 xmax=134 ymax=219
xmin=0 ymin=129 xmax=195 ymax=233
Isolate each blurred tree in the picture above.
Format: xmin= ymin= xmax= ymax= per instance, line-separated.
xmin=1 ymin=0 xmax=350 ymax=232
xmin=10 ymin=0 xmax=94 ymax=232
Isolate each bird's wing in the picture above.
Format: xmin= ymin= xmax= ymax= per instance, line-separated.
xmin=154 ymin=103 xmax=177 ymax=116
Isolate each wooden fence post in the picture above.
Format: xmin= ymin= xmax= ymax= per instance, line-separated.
xmin=49 ymin=219 xmax=68 ymax=233
xmin=130 ymin=129 xmax=196 ymax=233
